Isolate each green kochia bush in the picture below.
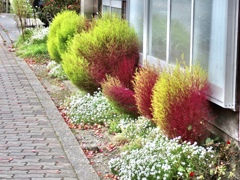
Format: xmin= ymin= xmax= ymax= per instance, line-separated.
xmin=47 ymin=10 xmax=86 ymax=63
xmin=62 ymin=14 xmax=139 ymax=92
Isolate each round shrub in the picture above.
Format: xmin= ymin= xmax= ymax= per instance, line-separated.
xmin=61 ymin=33 xmax=98 ymax=93
xmin=133 ymin=64 xmax=160 ymax=119
xmin=62 ymin=14 xmax=139 ymax=92
xmin=102 ymin=76 xmax=138 ymax=116
xmin=47 ymin=10 xmax=86 ymax=63
xmin=152 ymin=64 xmax=211 ymax=143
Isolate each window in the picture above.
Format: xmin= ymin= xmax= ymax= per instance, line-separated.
xmin=128 ymin=0 xmax=239 ymax=110
xmin=102 ymin=0 xmax=126 ymax=19
xmin=148 ymin=0 xmax=167 ymax=61
xmin=129 ymin=0 xmax=144 ymax=53
xmin=169 ymin=0 xmax=191 ymax=65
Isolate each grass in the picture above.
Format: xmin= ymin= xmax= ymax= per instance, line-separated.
xmin=17 ymin=43 xmax=48 ymax=57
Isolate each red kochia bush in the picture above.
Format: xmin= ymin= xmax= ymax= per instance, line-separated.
xmin=165 ymin=82 xmax=210 ymax=143
xmin=133 ymin=65 xmax=160 ymax=119
xmin=152 ymin=65 xmax=211 ymax=143
xmin=102 ymin=76 xmax=138 ymax=116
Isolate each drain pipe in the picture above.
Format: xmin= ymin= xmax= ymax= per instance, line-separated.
xmin=6 ymin=0 xmax=9 ymax=13
xmin=81 ymin=0 xmax=84 ymax=16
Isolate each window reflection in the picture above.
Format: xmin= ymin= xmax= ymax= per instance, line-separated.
xmin=129 ymin=0 xmax=144 ymax=52
xmin=193 ymin=0 xmax=227 ymax=88
xmin=169 ymin=0 xmax=191 ymax=65
xmin=149 ymin=0 xmax=168 ymax=60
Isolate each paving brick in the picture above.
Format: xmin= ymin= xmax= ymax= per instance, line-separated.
xmin=0 ymin=14 xmax=100 ymax=180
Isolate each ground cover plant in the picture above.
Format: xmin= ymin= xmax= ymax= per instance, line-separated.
xmin=62 ymin=14 xmax=139 ymax=93
xmin=47 ymin=10 xmax=87 ymax=63
xmin=63 ymin=90 xmax=134 ymax=133
xmin=109 ymin=131 xmax=239 ymax=180
xmin=15 ymin=27 xmax=49 ymax=60
xmin=56 ymin=87 xmax=240 ymax=180
xmin=46 ymin=61 xmax=67 ymax=80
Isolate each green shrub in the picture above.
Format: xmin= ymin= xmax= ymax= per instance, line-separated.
xmin=47 ymin=10 xmax=86 ymax=63
xmin=151 ymin=64 xmax=211 ymax=143
xmin=133 ymin=64 xmax=160 ymax=119
xmin=61 ymin=35 xmax=98 ymax=93
xmin=62 ymin=14 xmax=139 ymax=92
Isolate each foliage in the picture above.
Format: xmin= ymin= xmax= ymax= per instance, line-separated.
xmin=62 ymin=14 xmax=139 ymax=93
xmin=152 ymin=63 xmax=211 ymax=143
xmin=102 ymin=76 xmax=138 ymax=116
xmin=18 ymin=43 xmax=48 ymax=58
xmin=47 ymin=10 xmax=86 ymax=63
xmin=114 ymin=116 xmax=156 ymax=151
xmin=133 ymin=64 xmax=160 ymax=119
xmin=15 ymin=29 xmax=33 ymax=47
xmin=64 ymin=90 xmax=133 ymax=127
xmin=10 ymin=0 xmax=33 ymax=39
xmin=61 ymin=36 xmax=97 ymax=93
xmin=41 ymin=0 xmax=80 ymax=24
xmin=109 ymin=132 xmax=218 ymax=180
xmin=46 ymin=61 xmax=67 ymax=80
xmin=15 ymin=27 xmax=49 ymax=59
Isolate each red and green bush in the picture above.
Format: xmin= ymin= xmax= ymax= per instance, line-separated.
xmin=102 ymin=76 xmax=138 ymax=116
xmin=152 ymin=64 xmax=211 ymax=143
xmin=133 ymin=64 xmax=160 ymax=119
xmin=62 ymin=14 xmax=139 ymax=92
xmin=47 ymin=11 xmax=86 ymax=63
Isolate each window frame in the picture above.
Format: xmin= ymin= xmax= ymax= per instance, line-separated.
xmin=127 ymin=0 xmax=239 ymax=111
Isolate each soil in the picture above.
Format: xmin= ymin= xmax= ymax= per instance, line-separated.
xmin=25 ymin=59 xmax=119 ymax=180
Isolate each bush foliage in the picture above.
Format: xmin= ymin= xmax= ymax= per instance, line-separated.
xmin=133 ymin=64 xmax=160 ymax=119
xmin=152 ymin=64 xmax=211 ymax=143
xmin=61 ymin=33 xmax=97 ymax=92
xmin=102 ymin=76 xmax=138 ymax=116
xmin=62 ymin=14 xmax=139 ymax=92
xmin=47 ymin=10 xmax=86 ymax=63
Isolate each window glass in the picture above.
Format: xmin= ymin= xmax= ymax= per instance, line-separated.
xmin=129 ymin=0 xmax=144 ymax=52
xmin=169 ymin=0 xmax=191 ymax=65
xmin=149 ymin=0 xmax=168 ymax=60
xmin=102 ymin=5 xmax=110 ymax=14
xmin=193 ymin=0 xmax=212 ymax=70
xmin=193 ymin=0 xmax=227 ymax=88
xmin=111 ymin=7 xmax=122 ymax=18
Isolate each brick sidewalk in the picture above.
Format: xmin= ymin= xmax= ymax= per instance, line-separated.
xmin=0 ymin=15 xmax=99 ymax=180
